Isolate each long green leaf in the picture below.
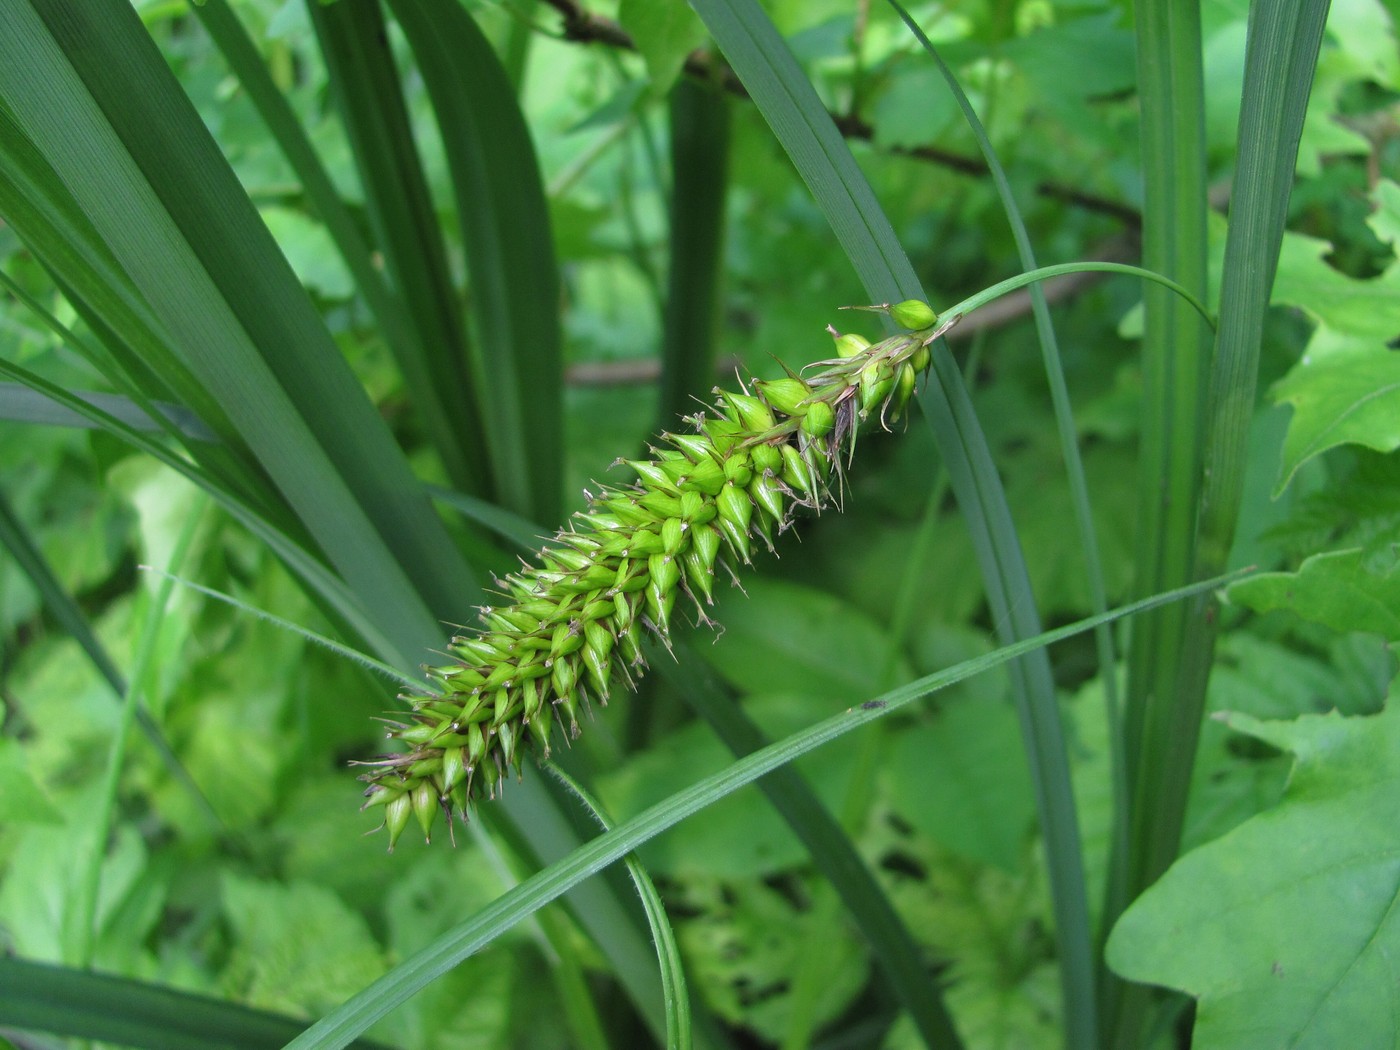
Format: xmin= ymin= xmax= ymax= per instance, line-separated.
xmin=547 ymin=766 xmax=692 ymax=1050
xmin=1108 ymin=3 xmax=1211 ymax=1043
xmin=285 ymin=574 xmax=1235 ymax=1050
xmin=681 ymin=2 xmax=1097 ymax=1043
xmin=305 ymin=0 xmax=488 ymax=497
xmin=385 ymin=0 xmax=564 ymax=525
xmin=1109 ymin=3 xmax=1332 ymax=1046
xmin=2 ymin=4 xmax=676 ymax=1037
xmin=657 ymin=78 xmax=730 ymax=430
xmin=0 ymin=955 xmax=394 ymax=1050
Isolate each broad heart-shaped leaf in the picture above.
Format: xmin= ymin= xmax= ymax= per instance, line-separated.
xmin=1106 ymin=700 xmax=1400 ymax=1050
xmin=1228 ymin=547 xmax=1400 ymax=643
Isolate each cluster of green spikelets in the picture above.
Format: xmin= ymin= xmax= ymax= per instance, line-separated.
xmin=361 ymin=300 xmax=943 ymax=849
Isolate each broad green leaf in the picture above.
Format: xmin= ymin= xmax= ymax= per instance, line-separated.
xmin=1270 ymin=332 xmax=1400 ymax=489
xmin=221 ymin=873 xmax=386 ymax=1019
xmin=1107 ymin=700 xmax=1400 ymax=1050
xmin=1271 ymin=229 xmax=1400 ymax=345
xmin=1228 ymin=547 xmax=1400 ymax=642
xmin=1368 ymin=178 xmax=1400 ymax=248
xmin=671 ymin=876 xmax=868 ymax=1043
xmin=702 ymin=577 xmax=911 ymax=701
xmin=887 ymin=693 xmax=1033 ymax=872
xmin=0 ymin=739 xmax=62 ymax=825
xmin=619 ymin=0 xmax=709 ymax=97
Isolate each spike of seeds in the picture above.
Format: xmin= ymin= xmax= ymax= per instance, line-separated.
xmin=361 ymin=304 xmax=941 ymax=848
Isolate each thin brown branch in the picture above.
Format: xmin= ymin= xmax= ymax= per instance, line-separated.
xmin=538 ymin=0 xmax=1140 ymax=227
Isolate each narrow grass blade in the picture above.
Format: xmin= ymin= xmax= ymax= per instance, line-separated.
xmin=657 ymin=79 xmax=731 ymax=430
xmin=0 ymin=381 xmax=212 ymax=439
xmin=305 ymin=0 xmax=489 ymax=496
xmin=657 ymin=643 xmax=964 ymax=1050
xmin=386 ymin=0 xmax=565 ymax=525
xmin=548 ymin=766 xmax=693 ymax=1050
xmin=1108 ymin=3 xmax=1212 ymax=1042
xmin=2 ymin=5 xmax=676 ymax=1034
xmin=684 ymin=2 xmax=1097 ymax=1042
xmin=0 ymin=955 xmax=394 ymax=1050
xmin=74 ymin=495 xmax=206 ymax=968
xmin=190 ymin=0 xmax=447 ymax=478
xmin=940 ymin=262 xmax=1211 ymax=329
xmin=0 ymin=112 xmax=254 ymax=470
xmin=0 ymin=355 xmax=399 ymax=665
xmin=1109 ymin=4 xmax=1332 ymax=1046
xmin=285 ymin=574 xmax=1236 ymax=1050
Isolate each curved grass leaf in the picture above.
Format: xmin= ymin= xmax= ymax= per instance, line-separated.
xmin=683 ymin=1 xmax=1096 ymax=1042
xmin=0 ymin=955 xmax=394 ymax=1050
xmin=285 ymin=574 xmax=1234 ymax=1049
xmin=548 ymin=765 xmax=693 ymax=1050
xmin=656 ymin=643 xmax=963 ymax=1050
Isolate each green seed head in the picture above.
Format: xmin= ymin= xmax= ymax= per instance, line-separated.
xmin=360 ymin=303 xmax=939 ymax=846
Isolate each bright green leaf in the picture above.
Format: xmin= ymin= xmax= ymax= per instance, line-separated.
xmin=0 ymin=740 xmax=62 ymax=824
xmin=1270 ymin=335 xmax=1400 ymax=490
xmin=1228 ymin=546 xmax=1400 ymax=642
xmin=221 ymin=874 xmax=386 ymax=1018
xmin=1107 ymin=700 xmax=1400 ymax=1050
xmin=703 ymin=578 xmax=911 ymax=701
xmin=1271 ymin=230 xmax=1400 ymax=343
xmin=618 ymin=0 xmax=709 ymax=97
xmin=887 ymin=694 xmax=1033 ymax=871
xmin=1368 ymin=178 xmax=1400 ymax=249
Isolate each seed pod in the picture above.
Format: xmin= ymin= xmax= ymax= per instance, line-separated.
xmin=859 ymin=359 xmax=897 ymax=417
xmin=720 ymin=391 xmax=775 ymax=432
xmin=890 ymin=362 xmax=918 ymax=420
xmin=384 ymin=792 xmax=413 ymax=852
xmin=411 ymin=780 xmax=440 ymax=842
xmin=832 ymin=331 xmax=871 ymax=358
xmin=801 ymin=400 xmax=835 ymax=439
xmin=754 ymin=377 xmax=813 ymax=417
xmin=890 ymin=299 xmax=938 ymax=330
xmin=750 ymin=470 xmax=787 ymax=523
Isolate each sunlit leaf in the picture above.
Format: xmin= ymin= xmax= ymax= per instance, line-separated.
xmin=1107 ymin=700 xmax=1400 ymax=1050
